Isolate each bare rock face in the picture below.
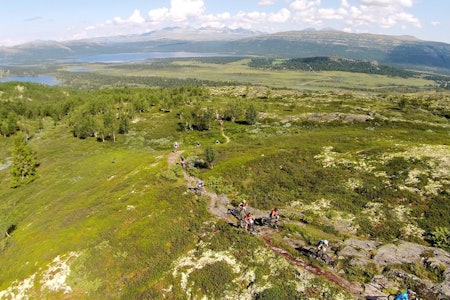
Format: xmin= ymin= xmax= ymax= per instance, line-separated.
xmin=373 ymin=241 xmax=429 ymax=265
xmin=339 ymin=239 xmax=450 ymax=299
xmin=340 ymin=238 xmax=381 ymax=259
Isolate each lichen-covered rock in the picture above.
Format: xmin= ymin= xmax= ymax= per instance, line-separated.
xmin=373 ymin=241 xmax=429 ymax=265
xmin=340 ymin=238 xmax=381 ymax=260
xmin=338 ymin=239 xmax=450 ymax=299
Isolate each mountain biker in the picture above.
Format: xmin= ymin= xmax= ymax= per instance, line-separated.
xmin=180 ymin=156 xmax=186 ymax=169
xmin=317 ymin=239 xmax=329 ymax=257
xmin=394 ymin=289 xmax=412 ymax=300
xmin=269 ymin=208 xmax=279 ymax=226
xmin=239 ymin=200 xmax=248 ymax=212
xmin=197 ymin=179 xmax=204 ymax=190
xmin=269 ymin=208 xmax=279 ymax=220
xmin=244 ymin=212 xmax=254 ymax=232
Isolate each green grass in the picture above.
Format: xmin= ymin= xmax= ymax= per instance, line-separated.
xmin=0 ymin=123 xmax=207 ymax=297
xmin=57 ymin=59 xmax=438 ymax=92
xmin=0 ymin=74 xmax=448 ymax=298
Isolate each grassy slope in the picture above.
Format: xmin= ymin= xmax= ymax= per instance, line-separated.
xmin=0 ymin=118 xmax=207 ymax=297
xmin=0 ymin=63 xmax=449 ymax=298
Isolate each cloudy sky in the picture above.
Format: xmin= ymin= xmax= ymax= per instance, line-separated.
xmin=0 ymin=0 xmax=448 ymax=46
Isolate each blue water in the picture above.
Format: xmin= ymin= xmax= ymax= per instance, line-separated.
xmin=0 ymin=52 xmax=232 ymax=85
xmin=0 ymin=75 xmax=58 ymax=86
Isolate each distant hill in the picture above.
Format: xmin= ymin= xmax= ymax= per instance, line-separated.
xmin=222 ymin=30 xmax=450 ymax=72
xmin=1 ymin=28 xmax=450 ymax=73
xmin=248 ymin=56 xmax=417 ymax=78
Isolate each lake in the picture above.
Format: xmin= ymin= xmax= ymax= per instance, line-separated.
xmin=0 ymin=52 xmax=233 ymax=85
xmin=0 ymin=75 xmax=59 ymax=86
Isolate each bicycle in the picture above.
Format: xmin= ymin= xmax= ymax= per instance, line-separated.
xmin=316 ymin=248 xmax=336 ymax=268
xmin=188 ymin=186 xmax=202 ymax=196
xmin=367 ymin=293 xmax=416 ymax=300
xmin=245 ymin=220 xmax=258 ymax=234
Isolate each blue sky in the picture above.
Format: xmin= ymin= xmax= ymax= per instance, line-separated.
xmin=0 ymin=0 xmax=448 ymax=46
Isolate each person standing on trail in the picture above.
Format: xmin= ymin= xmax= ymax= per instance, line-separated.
xmin=180 ymin=156 xmax=186 ymax=169
xmin=173 ymin=141 xmax=179 ymax=153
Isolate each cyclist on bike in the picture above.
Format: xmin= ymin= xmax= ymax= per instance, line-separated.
xmin=239 ymin=200 xmax=248 ymax=212
xmin=269 ymin=208 xmax=279 ymax=226
xmin=195 ymin=179 xmax=204 ymax=195
xmin=197 ymin=179 xmax=203 ymax=189
xmin=394 ymin=289 xmax=412 ymax=300
xmin=244 ymin=212 xmax=254 ymax=232
xmin=317 ymin=239 xmax=329 ymax=256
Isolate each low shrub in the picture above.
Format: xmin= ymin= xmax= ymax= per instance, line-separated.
xmin=426 ymin=227 xmax=450 ymax=250
xmin=255 ymin=283 xmax=303 ymax=300
xmin=343 ymin=260 xmax=379 ymax=283
xmin=206 ymin=176 xmax=234 ymax=194
xmin=189 ymin=261 xmax=237 ymax=299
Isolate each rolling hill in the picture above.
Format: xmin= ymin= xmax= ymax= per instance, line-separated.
xmin=1 ymin=28 xmax=450 ymax=73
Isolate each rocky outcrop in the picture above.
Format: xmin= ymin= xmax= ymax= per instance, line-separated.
xmin=340 ymin=239 xmax=450 ymax=299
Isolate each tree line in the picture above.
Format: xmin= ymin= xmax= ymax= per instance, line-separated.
xmin=1 ymin=82 xmax=260 ymax=186
xmin=248 ymin=56 xmax=417 ymax=78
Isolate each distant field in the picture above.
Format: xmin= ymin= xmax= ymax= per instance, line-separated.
xmin=57 ymin=58 xmax=436 ymax=92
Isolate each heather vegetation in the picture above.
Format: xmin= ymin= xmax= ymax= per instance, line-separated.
xmin=0 ymin=57 xmax=449 ymax=299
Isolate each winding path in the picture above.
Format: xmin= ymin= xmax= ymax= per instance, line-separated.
xmin=167 ymin=128 xmax=366 ymax=299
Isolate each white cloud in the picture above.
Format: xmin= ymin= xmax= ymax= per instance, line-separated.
xmin=289 ymin=0 xmax=323 ymax=26
xmin=169 ymin=0 xmax=205 ymax=22
xmin=258 ymin=0 xmax=275 ymax=5
xmin=270 ymin=8 xmax=291 ymax=23
xmin=318 ymin=8 xmax=347 ymax=20
xmin=73 ymin=0 xmax=423 ymax=41
xmin=357 ymin=0 xmax=414 ymax=7
xmin=113 ymin=9 xmax=145 ymax=25
xmin=344 ymin=0 xmax=421 ymax=29
xmin=289 ymin=0 xmax=321 ymax=11
xmin=431 ymin=21 xmax=440 ymax=26
xmin=148 ymin=7 xmax=170 ymax=22
xmin=341 ymin=0 xmax=350 ymax=8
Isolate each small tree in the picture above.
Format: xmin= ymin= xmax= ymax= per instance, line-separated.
xmin=0 ymin=113 xmax=19 ymax=137
xmin=245 ymin=104 xmax=258 ymax=125
xmin=224 ymin=99 xmax=244 ymax=122
xmin=11 ymin=132 xmax=38 ymax=187
xmin=204 ymin=146 xmax=217 ymax=169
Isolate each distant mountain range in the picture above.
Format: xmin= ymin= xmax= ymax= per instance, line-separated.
xmin=1 ymin=27 xmax=450 ymax=73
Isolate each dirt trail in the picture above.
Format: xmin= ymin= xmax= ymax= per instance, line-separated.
xmin=262 ymin=236 xmax=364 ymax=298
xmin=221 ymin=125 xmax=230 ymax=145
xmin=167 ymin=138 xmax=365 ymax=299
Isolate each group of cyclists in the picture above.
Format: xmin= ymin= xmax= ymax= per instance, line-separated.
xmin=181 ymin=152 xmax=415 ymax=300
xmin=231 ymin=201 xmax=281 ymax=233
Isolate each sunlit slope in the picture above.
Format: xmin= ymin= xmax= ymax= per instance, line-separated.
xmin=0 ymin=124 xmax=205 ymax=298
